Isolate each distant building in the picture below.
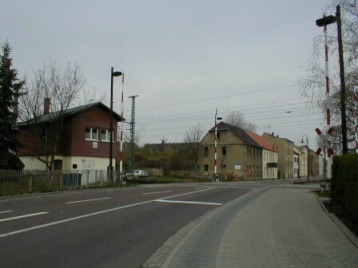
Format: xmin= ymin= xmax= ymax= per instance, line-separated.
xmin=198 ymin=122 xmax=263 ymax=180
xmin=293 ymin=146 xmax=301 ymax=178
xmin=246 ymin=130 xmax=278 ymax=180
xmin=262 ymin=132 xmax=294 ymax=179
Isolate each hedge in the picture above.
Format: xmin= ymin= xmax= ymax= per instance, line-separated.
xmin=331 ymin=154 xmax=358 ymax=233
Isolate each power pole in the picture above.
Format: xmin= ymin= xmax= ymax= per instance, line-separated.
xmin=336 ymin=5 xmax=348 ymax=154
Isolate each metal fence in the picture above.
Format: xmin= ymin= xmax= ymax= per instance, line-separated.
xmin=0 ymin=170 xmax=125 ymax=197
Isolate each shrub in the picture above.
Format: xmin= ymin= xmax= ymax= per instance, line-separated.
xmin=331 ymin=154 xmax=358 ymax=234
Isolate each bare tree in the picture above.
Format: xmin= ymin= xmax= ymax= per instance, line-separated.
xmin=182 ymin=124 xmax=205 ymax=177
xmin=19 ymin=62 xmax=86 ymax=170
xmin=299 ymin=0 xmax=357 ymax=154
xmin=225 ymin=111 xmax=257 ymax=132
xmin=183 ymin=124 xmax=204 ymax=143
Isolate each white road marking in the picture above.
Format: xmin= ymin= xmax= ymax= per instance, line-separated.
xmin=0 ymin=212 xmax=48 ymax=223
xmin=142 ymin=190 xmax=172 ymax=195
xmin=66 ymin=197 xmax=111 ymax=204
xmin=0 ymin=200 xmax=152 ymax=238
xmin=0 ymin=210 xmax=12 ymax=214
xmin=155 ymin=199 xmax=222 ymax=206
xmin=0 ymin=187 xmax=216 ymax=238
xmin=160 ymin=187 xmax=215 ymax=200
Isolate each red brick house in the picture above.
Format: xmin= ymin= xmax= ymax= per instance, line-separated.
xmin=17 ymin=102 xmax=123 ymax=172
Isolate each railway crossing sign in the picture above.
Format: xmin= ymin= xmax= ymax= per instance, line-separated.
xmin=315 ymin=127 xmax=334 ymax=157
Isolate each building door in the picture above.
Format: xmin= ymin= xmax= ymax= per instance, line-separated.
xmin=83 ymin=160 xmax=95 ymax=185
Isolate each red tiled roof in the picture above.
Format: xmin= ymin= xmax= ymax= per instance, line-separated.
xmin=245 ymin=130 xmax=278 ymax=152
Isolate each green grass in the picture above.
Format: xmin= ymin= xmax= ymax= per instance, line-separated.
xmin=316 ymin=192 xmax=331 ymax=198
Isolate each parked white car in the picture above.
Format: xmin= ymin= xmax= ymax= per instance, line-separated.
xmin=126 ymin=170 xmax=148 ymax=179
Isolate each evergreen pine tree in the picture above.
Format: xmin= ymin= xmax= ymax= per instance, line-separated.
xmin=0 ymin=41 xmax=25 ymax=169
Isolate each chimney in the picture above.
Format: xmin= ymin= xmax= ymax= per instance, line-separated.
xmin=44 ymin=98 xmax=51 ymax=114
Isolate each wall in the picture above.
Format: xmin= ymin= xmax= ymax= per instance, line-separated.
xmin=20 ymin=156 xmax=47 ymax=170
xmin=20 ymin=155 xmax=111 ymax=172
xmin=262 ymin=149 xmax=278 ymax=179
xmin=262 ymin=133 xmax=294 ymax=179
xmin=69 ymin=106 xmax=117 ymax=158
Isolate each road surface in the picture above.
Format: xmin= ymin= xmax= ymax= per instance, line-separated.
xmin=0 ymin=182 xmax=263 ymax=267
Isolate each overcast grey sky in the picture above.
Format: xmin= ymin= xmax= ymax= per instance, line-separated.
xmin=2 ymin=0 xmax=333 ymax=147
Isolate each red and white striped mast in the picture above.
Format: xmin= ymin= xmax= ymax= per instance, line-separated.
xmin=214 ymin=109 xmax=218 ymax=181
xmin=119 ymin=73 xmax=125 ymax=182
xmin=214 ymin=109 xmax=222 ymax=181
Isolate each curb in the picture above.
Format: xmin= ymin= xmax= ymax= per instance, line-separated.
xmin=315 ymin=194 xmax=358 ymax=249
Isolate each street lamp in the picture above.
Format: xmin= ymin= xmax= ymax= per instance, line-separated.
xmin=214 ymin=110 xmax=222 ymax=181
xmin=301 ymin=135 xmax=309 ymax=182
xmin=109 ymin=67 xmax=122 ymax=183
xmin=316 ymin=5 xmax=348 ymax=154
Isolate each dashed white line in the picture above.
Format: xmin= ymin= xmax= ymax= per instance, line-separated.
xmin=142 ymin=190 xmax=172 ymax=195
xmin=0 ymin=212 xmax=49 ymax=223
xmin=0 ymin=210 xmax=12 ymax=214
xmin=0 ymin=200 xmax=152 ymax=238
xmin=66 ymin=197 xmax=111 ymax=204
xmin=155 ymin=199 xmax=222 ymax=206
xmin=160 ymin=187 xmax=215 ymax=200
xmin=0 ymin=187 xmax=216 ymax=238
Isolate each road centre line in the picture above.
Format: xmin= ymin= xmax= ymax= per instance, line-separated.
xmin=66 ymin=197 xmax=111 ymax=204
xmin=0 ymin=187 xmax=215 ymax=238
xmin=155 ymin=200 xmax=222 ymax=206
xmin=142 ymin=190 xmax=172 ymax=195
xmin=0 ymin=210 xmax=12 ymax=214
xmin=0 ymin=212 xmax=49 ymax=223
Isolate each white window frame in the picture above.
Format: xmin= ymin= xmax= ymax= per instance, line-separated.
xmin=101 ymin=129 xmax=114 ymax=142
xmin=85 ymin=127 xmax=99 ymax=141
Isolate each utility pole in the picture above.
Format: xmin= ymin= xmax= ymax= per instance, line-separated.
xmin=129 ymin=95 xmax=138 ymax=172
xmin=336 ymin=5 xmax=348 ymax=154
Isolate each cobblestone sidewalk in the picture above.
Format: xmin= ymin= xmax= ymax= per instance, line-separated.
xmin=144 ymin=184 xmax=358 ymax=268
xmin=217 ymin=186 xmax=358 ymax=267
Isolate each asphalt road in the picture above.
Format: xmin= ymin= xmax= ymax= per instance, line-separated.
xmin=0 ymin=182 xmax=260 ymax=268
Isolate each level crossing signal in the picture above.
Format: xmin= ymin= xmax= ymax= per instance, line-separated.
xmin=315 ymin=127 xmax=334 ymax=157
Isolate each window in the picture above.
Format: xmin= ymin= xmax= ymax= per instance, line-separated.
xmin=222 ymin=146 xmax=226 ymax=156
xmin=217 ymin=132 xmax=221 ymax=139
xmin=101 ymin=129 xmax=113 ymax=142
xmin=204 ymin=147 xmax=209 ymax=157
xmin=204 ymin=165 xmax=209 ymax=171
xmin=54 ymin=160 xmax=62 ymax=170
xmin=85 ymin=127 xmax=99 ymax=140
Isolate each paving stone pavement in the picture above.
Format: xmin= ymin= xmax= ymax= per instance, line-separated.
xmin=143 ymin=183 xmax=358 ymax=268
xmin=216 ymin=185 xmax=358 ymax=268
